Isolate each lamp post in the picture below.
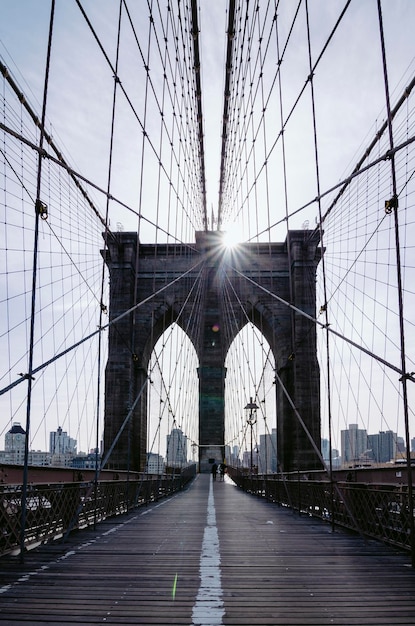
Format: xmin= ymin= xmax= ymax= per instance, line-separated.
xmin=245 ymin=397 xmax=258 ymax=474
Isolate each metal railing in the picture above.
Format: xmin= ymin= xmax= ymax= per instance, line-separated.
xmin=228 ymin=469 xmax=414 ymax=552
xmin=0 ymin=466 xmax=196 ymax=557
xmin=4 ymin=465 xmax=412 ymax=559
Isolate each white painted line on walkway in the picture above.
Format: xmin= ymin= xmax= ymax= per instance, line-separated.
xmin=191 ymin=476 xmax=224 ymax=626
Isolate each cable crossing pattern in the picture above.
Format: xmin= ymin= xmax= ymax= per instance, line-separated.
xmin=1 ymin=0 xmax=415 ymax=555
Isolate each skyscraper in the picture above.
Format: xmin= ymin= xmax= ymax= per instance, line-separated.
xmin=341 ymin=424 xmax=368 ymax=464
xmin=259 ymin=429 xmax=277 ymax=473
xmin=166 ymin=428 xmax=187 ymax=467
xmin=367 ymin=431 xmax=396 ymax=463
xmin=49 ymin=427 xmax=77 ymax=455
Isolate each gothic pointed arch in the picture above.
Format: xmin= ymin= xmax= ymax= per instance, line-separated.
xmin=102 ymin=230 xmax=322 ymax=472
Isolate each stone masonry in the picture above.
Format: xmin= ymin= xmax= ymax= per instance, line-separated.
xmin=102 ymin=229 xmax=322 ymax=473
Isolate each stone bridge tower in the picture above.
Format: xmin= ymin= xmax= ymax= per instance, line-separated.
xmin=102 ymin=229 xmax=322 ymax=473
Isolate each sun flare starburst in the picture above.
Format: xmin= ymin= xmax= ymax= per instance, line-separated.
xmin=221 ymin=230 xmax=243 ymax=249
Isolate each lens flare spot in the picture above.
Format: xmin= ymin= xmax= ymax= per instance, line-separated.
xmin=172 ymin=572 xmax=178 ymax=600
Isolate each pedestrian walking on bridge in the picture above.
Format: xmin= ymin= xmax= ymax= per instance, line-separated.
xmin=211 ymin=461 xmax=218 ymax=481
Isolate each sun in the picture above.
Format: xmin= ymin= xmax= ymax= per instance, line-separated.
xmin=221 ymin=229 xmax=243 ymax=249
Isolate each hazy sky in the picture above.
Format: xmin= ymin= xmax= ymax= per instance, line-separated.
xmin=1 ymin=1 xmax=415 ymax=458
xmin=2 ymin=1 xmax=414 ymax=232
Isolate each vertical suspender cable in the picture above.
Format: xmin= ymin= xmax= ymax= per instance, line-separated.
xmin=274 ymin=0 xmax=299 ymax=475
xmin=304 ymin=0 xmax=336 ymax=528
xmin=218 ymin=0 xmax=236 ymax=227
xmin=93 ymin=0 xmax=123 ymax=525
xmin=128 ymin=0 xmax=154 ymax=478
xmin=20 ymin=0 xmax=55 ymax=563
xmin=191 ymin=0 xmax=207 ymax=230
xmin=376 ymin=0 xmax=414 ymax=567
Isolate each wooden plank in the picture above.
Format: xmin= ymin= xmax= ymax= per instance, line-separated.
xmin=0 ymin=474 xmax=414 ymax=625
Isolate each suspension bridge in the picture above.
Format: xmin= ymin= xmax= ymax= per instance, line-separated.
xmin=1 ymin=0 xmax=415 ymax=623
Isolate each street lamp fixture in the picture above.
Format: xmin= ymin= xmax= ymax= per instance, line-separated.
xmin=244 ymin=397 xmax=258 ymax=474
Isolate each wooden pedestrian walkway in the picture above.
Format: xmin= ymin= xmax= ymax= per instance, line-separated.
xmin=0 ymin=474 xmax=414 ymax=625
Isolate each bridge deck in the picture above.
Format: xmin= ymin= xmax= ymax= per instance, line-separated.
xmin=0 ymin=474 xmax=414 ymax=625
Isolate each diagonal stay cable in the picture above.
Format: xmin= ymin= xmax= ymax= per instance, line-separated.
xmin=19 ymin=0 xmax=55 ymax=563
xmin=251 ymin=132 xmax=415 ymax=242
xmin=221 ymin=275 xmax=267 ymax=394
xmin=0 ymin=257 xmax=205 ymax=397
xmin=0 ymin=118 xmax=199 ymax=252
xmin=62 ymin=375 xmax=148 ymax=542
xmin=273 ymin=366 xmax=366 ymax=540
xmin=0 ymin=144 xmax=104 ymax=310
xmin=76 ymin=0 xmax=204 ymax=229
xmin=221 ymin=270 xmax=294 ymax=506
xmin=0 ymin=59 xmax=116 ymax=243
xmin=229 ymin=263 xmax=405 ymax=377
xmin=122 ymin=0 xmax=205 ymax=231
xmin=148 ymin=266 xmax=205 ymax=432
xmin=221 ymin=0 xmax=353 ymax=226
